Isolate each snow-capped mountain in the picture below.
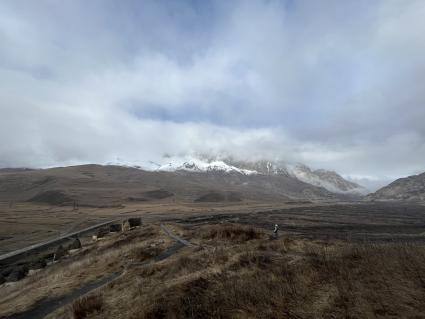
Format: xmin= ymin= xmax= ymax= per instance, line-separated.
xmin=107 ymin=156 xmax=366 ymax=195
xmin=155 ymin=157 xmax=257 ymax=175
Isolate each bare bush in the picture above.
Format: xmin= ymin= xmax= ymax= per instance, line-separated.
xmin=72 ymin=294 xmax=103 ymax=319
xmin=201 ymin=224 xmax=263 ymax=242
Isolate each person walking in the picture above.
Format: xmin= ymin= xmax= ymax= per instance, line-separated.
xmin=273 ymin=224 xmax=279 ymax=239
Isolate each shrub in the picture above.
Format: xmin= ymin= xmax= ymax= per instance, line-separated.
xmin=72 ymin=294 xmax=103 ymax=319
xmin=201 ymin=224 xmax=263 ymax=242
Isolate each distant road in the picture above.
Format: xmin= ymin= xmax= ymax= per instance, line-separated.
xmin=0 ymin=219 xmax=118 ymax=264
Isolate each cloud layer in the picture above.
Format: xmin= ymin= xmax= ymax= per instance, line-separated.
xmin=1 ymin=0 xmax=425 ymax=188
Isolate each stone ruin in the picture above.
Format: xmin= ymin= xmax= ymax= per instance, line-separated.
xmin=92 ymin=227 xmax=110 ymax=241
xmin=120 ymin=217 xmax=142 ymax=232
xmin=53 ymin=237 xmax=82 ymax=261
xmin=66 ymin=237 xmax=82 ymax=250
xmin=29 ymin=258 xmax=47 ymax=270
xmin=109 ymin=223 xmax=123 ymax=232
xmin=0 ymin=217 xmax=146 ymax=284
xmin=53 ymin=245 xmax=67 ymax=261
xmin=128 ymin=217 xmax=142 ymax=228
xmin=2 ymin=265 xmax=29 ymax=282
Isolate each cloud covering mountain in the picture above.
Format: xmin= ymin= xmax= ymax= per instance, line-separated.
xmin=1 ymin=0 xmax=424 ymax=187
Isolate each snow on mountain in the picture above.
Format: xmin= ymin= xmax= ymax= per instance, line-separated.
xmin=107 ymin=156 xmax=366 ymax=195
xmin=155 ymin=157 xmax=257 ymax=175
xmin=107 ymin=156 xmax=257 ymax=175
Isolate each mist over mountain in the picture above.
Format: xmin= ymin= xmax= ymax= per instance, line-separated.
xmin=1 ymin=1 xmax=425 ymax=187
xmin=107 ymin=155 xmax=367 ymax=195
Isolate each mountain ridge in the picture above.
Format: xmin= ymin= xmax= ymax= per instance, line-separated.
xmin=0 ymin=164 xmax=356 ymax=207
xmin=107 ymin=156 xmax=367 ymax=195
xmin=367 ymin=172 xmax=425 ymax=202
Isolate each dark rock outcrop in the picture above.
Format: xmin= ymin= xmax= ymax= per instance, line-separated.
xmin=6 ymin=266 xmax=28 ymax=282
xmin=110 ymin=223 xmax=123 ymax=232
xmin=67 ymin=238 xmax=82 ymax=250
xmin=128 ymin=217 xmax=142 ymax=228
xmin=29 ymin=258 xmax=47 ymax=270
xmin=54 ymin=245 xmax=67 ymax=261
xmin=96 ymin=227 xmax=110 ymax=239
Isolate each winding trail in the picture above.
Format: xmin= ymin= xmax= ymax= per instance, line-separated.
xmin=5 ymin=224 xmax=192 ymax=319
xmin=160 ymin=224 xmax=194 ymax=247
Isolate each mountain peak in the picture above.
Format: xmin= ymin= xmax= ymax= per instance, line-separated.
xmin=108 ymin=156 xmax=366 ymax=195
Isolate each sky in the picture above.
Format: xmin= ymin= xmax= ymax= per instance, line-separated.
xmin=1 ymin=0 xmax=424 ymax=189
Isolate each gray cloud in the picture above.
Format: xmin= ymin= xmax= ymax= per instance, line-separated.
xmin=0 ymin=0 xmax=424 ymax=188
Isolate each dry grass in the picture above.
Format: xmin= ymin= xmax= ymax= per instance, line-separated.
xmin=94 ymin=224 xmax=425 ymax=319
xmin=132 ymin=242 xmax=425 ymax=319
xmin=72 ymin=294 xmax=103 ymax=319
xmin=199 ymin=223 xmax=264 ymax=242
xmin=3 ymin=223 xmax=425 ymax=319
xmin=0 ymin=225 xmax=171 ymax=317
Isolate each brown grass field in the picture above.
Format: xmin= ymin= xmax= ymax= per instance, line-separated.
xmin=0 ymin=200 xmax=319 ymax=255
xmin=1 ymin=201 xmax=425 ymax=318
xmin=0 ymin=202 xmax=425 ymax=319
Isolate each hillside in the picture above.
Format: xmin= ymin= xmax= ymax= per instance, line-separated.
xmin=368 ymin=172 xmax=425 ymax=202
xmin=0 ymin=164 xmax=348 ymax=207
xmin=1 ymin=222 xmax=425 ymax=318
xmin=109 ymin=156 xmax=366 ymax=195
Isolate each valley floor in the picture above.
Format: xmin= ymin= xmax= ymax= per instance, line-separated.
xmin=1 ymin=201 xmax=425 ymax=318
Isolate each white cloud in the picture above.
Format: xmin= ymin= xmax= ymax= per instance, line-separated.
xmin=0 ymin=0 xmax=424 ymax=186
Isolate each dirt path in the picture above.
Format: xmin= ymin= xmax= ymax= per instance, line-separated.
xmin=160 ymin=224 xmax=194 ymax=247
xmin=4 ymin=224 xmax=192 ymax=319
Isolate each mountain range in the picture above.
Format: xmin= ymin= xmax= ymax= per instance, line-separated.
xmin=109 ymin=156 xmax=367 ymax=195
xmin=367 ymin=172 xmax=425 ymax=202
xmin=2 ymin=156 xmax=424 ymax=206
xmin=0 ymin=158 xmax=364 ymax=207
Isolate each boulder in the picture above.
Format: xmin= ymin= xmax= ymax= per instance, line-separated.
xmin=43 ymin=252 xmax=55 ymax=261
xmin=1 ymin=268 xmax=12 ymax=278
xmin=54 ymin=245 xmax=67 ymax=261
xmin=67 ymin=238 xmax=82 ymax=250
xmin=96 ymin=227 xmax=110 ymax=238
xmin=29 ymin=258 xmax=47 ymax=270
xmin=109 ymin=223 xmax=122 ymax=232
xmin=6 ymin=266 xmax=28 ymax=282
xmin=128 ymin=217 xmax=142 ymax=228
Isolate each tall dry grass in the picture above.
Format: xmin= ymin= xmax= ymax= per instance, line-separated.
xmin=72 ymin=294 xmax=103 ymax=319
xmin=117 ymin=225 xmax=425 ymax=319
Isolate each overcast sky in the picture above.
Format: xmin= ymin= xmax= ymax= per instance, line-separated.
xmin=1 ymin=0 xmax=424 ymax=188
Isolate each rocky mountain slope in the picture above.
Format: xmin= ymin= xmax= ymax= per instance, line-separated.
xmin=0 ymin=164 xmax=352 ymax=207
xmin=368 ymin=172 xmax=425 ymax=202
xmin=287 ymin=164 xmax=367 ymax=195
